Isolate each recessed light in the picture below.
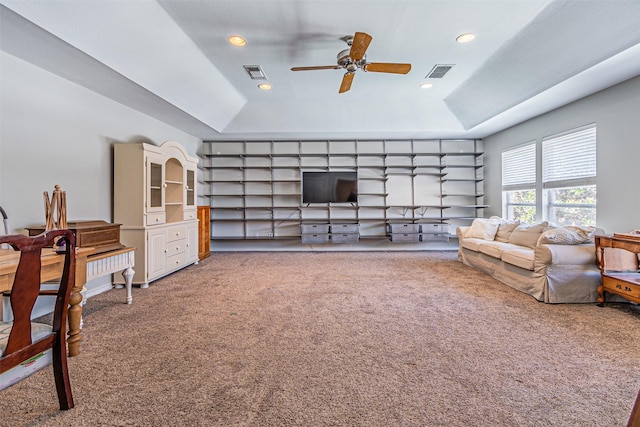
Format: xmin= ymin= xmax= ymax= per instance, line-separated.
xmin=258 ymin=83 xmax=272 ymax=90
xmin=456 ymin=33 xmax=476 ymax=43
xmin=420 ymin=83 xmax=433 ymax=89
xmin=228 ymin=35 xmax=247 ymax=46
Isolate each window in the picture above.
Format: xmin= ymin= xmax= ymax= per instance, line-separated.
xmin=502 ymin=142 xmax=536 ymax=223
xmin=542 ymin=125 xmax=596 ymax=226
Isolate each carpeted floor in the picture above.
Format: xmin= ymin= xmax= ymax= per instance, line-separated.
xmin=1 ymin=251 xmax=639 ymax=427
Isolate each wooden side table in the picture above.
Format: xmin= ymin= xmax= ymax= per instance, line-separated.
xmin=594 ymin=234 xmax=640 ymax=306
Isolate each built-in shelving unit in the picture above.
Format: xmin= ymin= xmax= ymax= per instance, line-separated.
xmin=202 ymin=139 xmax=484 ymax=242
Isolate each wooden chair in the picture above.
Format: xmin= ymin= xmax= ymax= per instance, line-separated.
xmin=0 ymin=230 xmax=76 ymax=410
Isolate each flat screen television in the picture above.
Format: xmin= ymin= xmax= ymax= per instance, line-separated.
xmin=302 ymin=172 xmax=357 ymax=204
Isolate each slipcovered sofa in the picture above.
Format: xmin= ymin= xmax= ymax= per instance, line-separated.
xmin=456 ymin=218 xmax=603 ymax=303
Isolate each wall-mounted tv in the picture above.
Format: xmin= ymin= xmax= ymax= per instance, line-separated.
xmin=302 ymin=172 xmax=357 ymax=204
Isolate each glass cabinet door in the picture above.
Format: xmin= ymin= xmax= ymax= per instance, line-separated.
xmin=186 ymin=169 xmax=195 ymax=207
xmin=147 ymin=160 xmax=164 ymax=211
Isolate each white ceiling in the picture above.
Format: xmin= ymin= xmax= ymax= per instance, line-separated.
xmin=1 ymin=0 xmax=640 ymax=141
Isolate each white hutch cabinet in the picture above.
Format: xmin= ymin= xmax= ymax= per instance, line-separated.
xmin=114 ymin=140 xmax=198 ymax=287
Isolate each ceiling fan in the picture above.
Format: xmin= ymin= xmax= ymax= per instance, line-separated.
xmin=290 ymin=32 xmax=411 ymax=93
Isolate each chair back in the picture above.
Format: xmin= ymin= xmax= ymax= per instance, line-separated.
xmin=0 ymin=230 xmax=75 ymax=409
xmin=629 ymin=388 xmax=640 ymax=427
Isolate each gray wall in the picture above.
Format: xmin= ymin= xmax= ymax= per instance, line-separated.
xmin=0 ymin=52 xmax=201 ymax=233
xmin=0 ymin=52 xmax=201 ymax=294
xmin=483 ymin=75 xmax=640 ymax=234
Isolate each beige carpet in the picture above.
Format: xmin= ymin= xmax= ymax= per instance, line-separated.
xmin=2 ymin=251 xmax=639 ymax=427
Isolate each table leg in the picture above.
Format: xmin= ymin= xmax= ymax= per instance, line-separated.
xmin=67 ymin=285 xmax=83 ymax=357
xmin=122 ymin=267 xmax=134 ymax=304
xmin=68 ymin=254 xmax=88 ymax=357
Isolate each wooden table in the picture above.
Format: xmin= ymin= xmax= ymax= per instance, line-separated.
xmin=595 ymin=234 xmax=640 ymax=305
xmin=1 ymin=246 xmax=135 ymax=356
xmin=1 ymin=246 xmax=93 ymax=357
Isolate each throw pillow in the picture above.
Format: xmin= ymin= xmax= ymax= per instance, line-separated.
xmin=465 ymin=218 xmax=501 ymax=240
xmin=508 ymin=222 xmax=549 ymax=249
xmin=537 ymin=225 xmax=596 ymax=245
xmin=495 ymin=220 xmax=520 ymax=243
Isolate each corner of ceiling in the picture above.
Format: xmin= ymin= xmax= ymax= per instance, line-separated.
xmin=0 ymin=1 xmax=247 ymax=134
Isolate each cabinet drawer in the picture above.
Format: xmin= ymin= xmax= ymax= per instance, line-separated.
xmin=146 ymin=212 xmax=166 ymax=226
xmin=301 ymin=224 xmax=330 ymax=234
xmin=421 ymin=234 xmax=450 ymax=242
xmin=421 ymin=223 xmax=448 ymax=233
xmin=301 ymin=234 xmax=330 ymax=244
xmin=602 ymin=275 xmax=640 ymax=300
xmin=166 ymin=224 xmax=187 ymax=242
xmin=166 ymin=252 xmax=187 ymax=270
xmin=184 ymin=209 xmax=197 ymax=221
xmin=389 ymin=223 xmax=420 ymax=233
xmin=331 ymin=233 xmax=359 ymax=244
xmin=331 ymin=223 xmax=359 ymax=234
xmin=166 ymin=239 xmax=187 ymax=256
xmin=391 ymin=233 xmax=420 ymax=243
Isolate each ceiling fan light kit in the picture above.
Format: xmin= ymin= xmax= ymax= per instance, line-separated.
xmin=291 ymin=32 xmax=411 ymax=93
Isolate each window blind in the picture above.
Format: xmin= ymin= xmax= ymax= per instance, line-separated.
xmin=502 ymin=142 xmax=536 ymax=191
xmin=542 ymin=125 xmax=596 ymax=189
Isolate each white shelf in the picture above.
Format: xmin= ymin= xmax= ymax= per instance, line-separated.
xmin=203 ymin=139 xmax=485 ymax=241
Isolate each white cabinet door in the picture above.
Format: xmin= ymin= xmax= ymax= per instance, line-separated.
xmin=147 ymin=227 xmax=167 ymax=280
xmin=145 ymin=154 xmax=165 ymax=216
xmin=186 ymin=222 xmax=198 ymax=262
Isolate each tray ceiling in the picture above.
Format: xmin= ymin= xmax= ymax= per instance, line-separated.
xmin=1 ymin=0 xmax=639 ymax=140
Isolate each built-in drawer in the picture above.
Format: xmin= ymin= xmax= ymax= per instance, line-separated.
xmin=331 ymin=223 xmax=359 ymax=234
xmin=331 ymin=233 xmax=359 ymax=244
xmin=421 ymin=223 xmax=448 ymax=233
xmin=389 ymin=223 xmax=420 ymax=234
xmin=183 ymin=209 xmax=197 ymax=221
xmin=301 ymin=234 xmax=330 ymax=244
xmin=421 ymin=234 xmax=450 ymax=242
xmin=391 ymin=233 xmax=420 ymax=243
xmin=301 ymin=223 xmax=330 ymax=234
xmin=146 ymin=212 xmax=166 ymax=226
xmin=166 ymin=224 xmax=187 ymax=242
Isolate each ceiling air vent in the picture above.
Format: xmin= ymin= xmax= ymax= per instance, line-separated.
xmin=243 ymin=65 xmax=267 ymax=80
xmin=426 ymin=64 xmax=454 ymax=79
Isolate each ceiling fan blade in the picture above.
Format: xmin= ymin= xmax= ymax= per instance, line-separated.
xmin=339 ymin=72 xmax=355 ymax=93
xmin=349 ymin=32 xmax=372 ymax=61
xmin=363 ymin=62 xmax=412 ymax=74
xmin=291 ymin=65 xmax=341 ymax=71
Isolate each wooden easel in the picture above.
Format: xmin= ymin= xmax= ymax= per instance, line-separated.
xmin=44 ymin=184 xmax=67 ymax=230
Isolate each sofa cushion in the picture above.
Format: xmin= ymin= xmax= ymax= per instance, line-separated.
xmin=495 ymin=220 xmax=520 ymax=242
xmin=509 ymin=222 xmax=550 ymax=249
xmin=465 ymin=218 xmax=501 ymax=240
xmin=501 ymin=247 xmax=536 ymax=270
xmin=461 ymin=237 xmax=485 ymax=252
xmin=537 ymin=225 xmax=595 ymax=245
xmin=477 ymin=241 xmax=521 ymax=259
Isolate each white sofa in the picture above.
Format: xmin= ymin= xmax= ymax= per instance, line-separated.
xmin=456 ymin=219 xmax=603 ymax=303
